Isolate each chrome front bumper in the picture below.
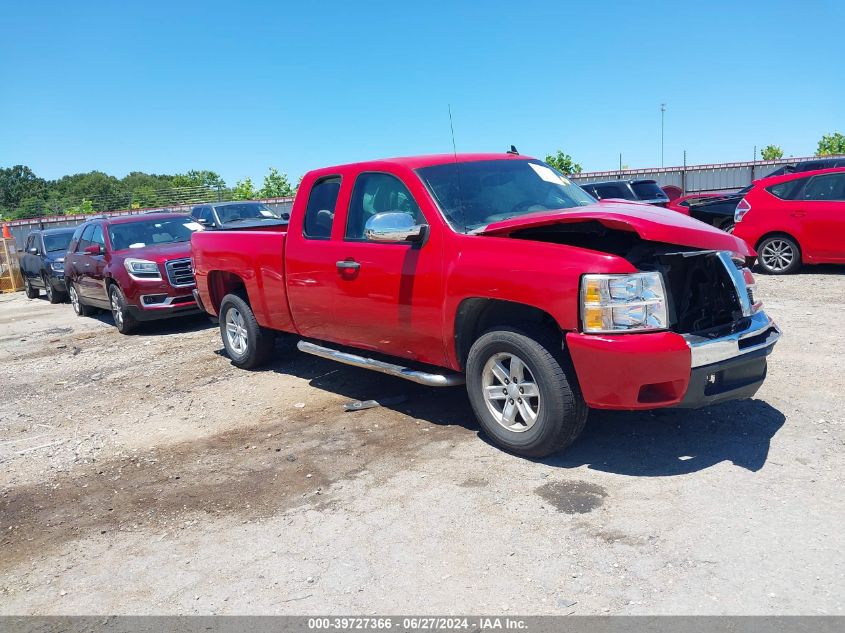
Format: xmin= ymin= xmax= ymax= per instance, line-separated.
xmin=682 ymin=311 xmax=781 ymax=368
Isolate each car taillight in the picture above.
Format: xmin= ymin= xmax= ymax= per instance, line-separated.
xmin=735 ymin=198 xmax=751 ymax=223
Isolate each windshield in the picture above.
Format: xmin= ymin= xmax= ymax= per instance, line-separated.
xmin=109 ymin=218 xmax=200 ymax=251
xmin=416 ymin=159 xmax=595 ymax=232
xmin=43 ymin=231 xmax=73 ymax=253
xmin=213 ymin=203 xmax=279 ymax=224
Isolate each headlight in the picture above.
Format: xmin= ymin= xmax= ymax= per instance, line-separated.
xmin=581 ymin=272 xmax=668 ymax=333
xmin=124 ymin=258 xmax=162 ymax=280
xmin=50 ymin=261 xmax=64 ymax=272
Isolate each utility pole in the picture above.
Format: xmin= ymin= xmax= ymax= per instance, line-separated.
xmin=660 ymin=103 xmax=666 ymax=167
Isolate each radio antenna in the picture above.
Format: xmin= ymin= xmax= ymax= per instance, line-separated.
xmin=448 ymin=104 xmax=458 ymax=159
xmin=447 ymin=104 xmax=466 ymax=231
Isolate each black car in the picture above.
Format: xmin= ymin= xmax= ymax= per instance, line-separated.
xmin=766 ymin=157 xmax=845 ymax=178
xmin=19 ymin=227 xmax=76 ymax=303
xmin=189 ymin=201 xmax=288 ymax=230
xmin=579 ymin=179 xmax=670 ymax=206
xmin=684 ymin=185 xmax=753 ymax=233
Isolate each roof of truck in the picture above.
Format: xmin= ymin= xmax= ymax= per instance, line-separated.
xmin=322 ymin=153 xmax=534 ymax=171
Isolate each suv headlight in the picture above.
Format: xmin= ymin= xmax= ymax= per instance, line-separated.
xmin=50 ymin=261 xmax=64 ymax=272
xmin=124 ymin=258 xmax=162 ymax=280
xmin=581 ymin=272 xmax=668 ymax=333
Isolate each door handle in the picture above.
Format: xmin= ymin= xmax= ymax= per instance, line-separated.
xmin=336 ymin=260 xmax=360 ymax=271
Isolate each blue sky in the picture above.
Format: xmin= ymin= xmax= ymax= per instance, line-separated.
xmin=1 ymin=0 xmax=842 ymax=185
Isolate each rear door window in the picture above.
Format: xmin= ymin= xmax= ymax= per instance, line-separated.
xmin=594 ymin=184 xmax=630 ymax=199
xmin=631 ymin=181 xmax=666 ymax=200
xmin=802 ymin=174 xmax=845 ymax=201
xmin=303 ymin=176 xmax=341 ymax=239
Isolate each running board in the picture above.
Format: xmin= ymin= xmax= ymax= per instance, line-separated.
xmin=297 ymin=341 xmax=465 ymax=387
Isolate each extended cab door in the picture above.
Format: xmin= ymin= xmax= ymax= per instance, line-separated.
xmin=797 ymin=173 xmax=845 ymax=261
xmin=285 ymin=168 xmax=448 ymax=367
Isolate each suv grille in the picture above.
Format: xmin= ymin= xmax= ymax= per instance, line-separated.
xmin=165 ymin=258 xmax=195 ymax=287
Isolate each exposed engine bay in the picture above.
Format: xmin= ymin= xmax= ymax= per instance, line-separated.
xmin=509 ymin=221 xmax=748 ymax=335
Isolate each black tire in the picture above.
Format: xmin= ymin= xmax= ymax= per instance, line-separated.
xmin=720 ymin=220 xmax=735 ymax=234
xmin=109 ymin=284 xmax=139 ymax=334
xmin=465 ymin=326 xmax=588 ymax=457
xmin=757 ymin=234 xmax=801 ymax=275
xmin=24 ymin=277 xmax=39 ymax=299
xmin=43 ymin=274 xmax=62 ymax=304
xmin=68 ymin=281 xmax=95 ymax=317
xmin=218 ymin=293 xmax=275 ymax=369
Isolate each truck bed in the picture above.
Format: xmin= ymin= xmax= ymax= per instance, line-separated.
xmin=191 ymin=226 xmax=294 ymax=332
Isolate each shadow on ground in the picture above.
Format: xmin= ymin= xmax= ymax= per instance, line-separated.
xmin=540 ymin=399 xmax=785 ymax=475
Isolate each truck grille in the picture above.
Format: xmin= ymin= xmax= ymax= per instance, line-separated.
xmin=659 ymin=251 xmax=746 ymax=335
xmin=165 ymin=258 xmax=195 ymax=287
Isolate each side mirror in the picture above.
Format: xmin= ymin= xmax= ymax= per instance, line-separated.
xmin=84 ymin=244 xmax=103 ymax=255
xmin=197 ymin=218 xmax=216 ymax=228
xmin=364 ymin=212 xmax=428 ymax=244
xmin=28 ymin=247 xmax=39 ymax=255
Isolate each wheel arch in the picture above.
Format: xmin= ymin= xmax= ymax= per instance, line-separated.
xmin=755 ymin=231 xmax=804 ymax=262
xmin=453 ymin=298 xmax=564 ymax=371
xmin=208 ymin=270 xmax=249 ymax=311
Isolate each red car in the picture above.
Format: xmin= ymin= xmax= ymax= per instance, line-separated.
xmin=665 ymin=193 xmax=723 ymax=215
xmin=64 ymin=213 xmax=201 ymax=333
xmin=191 ymin=153 xmax=780 ymax=457
xmin=733 ymin=168 xmax=845 ymax=274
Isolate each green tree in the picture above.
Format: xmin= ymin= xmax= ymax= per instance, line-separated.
xmin=0 ymin=165 xmax=47 ymax=213
xmin=816 ymin=132 xmax=845 ymax=156
xmin=171 ymin=170 xmax=226 ymax=189
xmin=761 ymin=145 xmax=784 ymax=160
xmin=544 ymin=150 xmax=582 ymax=175
xmin=232 ymin=177 xmax=256 ymax=200
xmin=257 ymin=167 xmax=294 ymax=198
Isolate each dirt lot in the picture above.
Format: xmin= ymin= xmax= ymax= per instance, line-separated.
xmin=0 ymin=270 xmax=843 ymax=615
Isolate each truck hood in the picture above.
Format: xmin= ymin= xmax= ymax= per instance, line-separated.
xmin=476 ymin=200 xmax=753 ymax=256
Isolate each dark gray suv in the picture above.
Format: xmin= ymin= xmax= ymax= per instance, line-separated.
xmin=19 ymin=227 xmax=76 ymax=303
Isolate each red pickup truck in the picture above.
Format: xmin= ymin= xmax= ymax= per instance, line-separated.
xmin=192 ymin=153 xmax=781 ymax=457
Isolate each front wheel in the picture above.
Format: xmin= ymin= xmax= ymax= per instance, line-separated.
xmin=109 ymin=284 xmax=139 ymax=334
xmin=466 ymin=327 xmax=588 ymax=457
xmin=43 ymin=274 xmax=62 ymax=304
xmin=24 ymin=277 xmax=39 ymax=299
xmin=757 ymin=235 xmax=801 ymax=274
xmin=219 ymin=293 xmax=275 ymax=369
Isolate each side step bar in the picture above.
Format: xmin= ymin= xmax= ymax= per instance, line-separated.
xmin=297 ymin=341 xmax=465 ymax=387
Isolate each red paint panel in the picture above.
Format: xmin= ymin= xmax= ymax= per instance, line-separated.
xmin=566 ymin=331 xmax=691 ymax=409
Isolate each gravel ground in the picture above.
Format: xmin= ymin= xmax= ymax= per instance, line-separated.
xmin=0 ymin=268 xmax=843 ymax=615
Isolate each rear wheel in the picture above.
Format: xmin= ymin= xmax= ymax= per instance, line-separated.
xmin=24 ymin=277 xmax=39 ymax=299
xmin=466 ymin=326 xmax=588 ymax=457
xmin=43 ymin=274 xmax=62 ymax=304
xmin=219 ymin=293 xmax=275 ymax=369
xmin=757 ymin=235 xmax=801 ymax=274
xmin=69 ymin=282 xmax=94 ymax=316
xmin=109 ymin=284 xmax=139 ymax=334
xmin=720 ymin=219 xmax=735 ymax=234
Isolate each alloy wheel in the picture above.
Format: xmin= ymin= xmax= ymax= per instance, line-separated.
xmin=225 ymin=307 xmax=248 ymax=355
xmin=69 ymin=285 xmax=80 ymax=313
xmin=110 ymin=289 xmax=124 ymax=328
xmin=481 ymin=352 xmax=541 ymax=432
xmin=760 ymin=239 xmax=795 ymax=272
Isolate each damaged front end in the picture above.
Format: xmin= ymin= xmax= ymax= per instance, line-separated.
xmin=505 ymin=219 xmax=781 ymax=409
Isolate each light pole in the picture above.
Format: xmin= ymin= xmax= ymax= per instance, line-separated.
xmin=660 ymin=103 xmax=666 ymax=167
